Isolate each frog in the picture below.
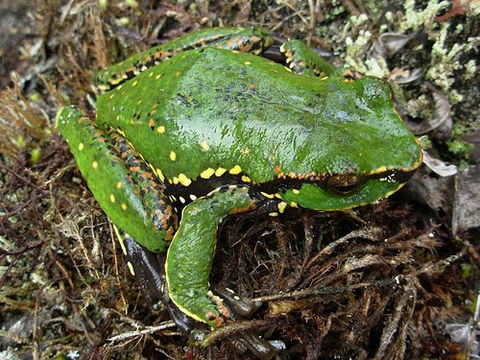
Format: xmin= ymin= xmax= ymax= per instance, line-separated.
xmin=56 ymin=26 xmax=422 ymax=355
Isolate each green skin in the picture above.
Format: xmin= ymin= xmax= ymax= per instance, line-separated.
xmin=56 ymin=27 xmax=422 ymax=328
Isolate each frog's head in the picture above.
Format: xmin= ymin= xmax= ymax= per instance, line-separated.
xmin=279 ymin=76 xmax=422 ymax=211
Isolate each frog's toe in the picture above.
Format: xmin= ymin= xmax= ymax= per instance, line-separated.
xmin=232 ymin=332 xmax=282 ymax=360
xmin=205 ymin=290 xmax=233 ymax=327
xmin=212 ymin=285 xmax=263 ymax=318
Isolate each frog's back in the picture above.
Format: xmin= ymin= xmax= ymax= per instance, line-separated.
xmin=98 ymin=47 xmax=420 ymax=188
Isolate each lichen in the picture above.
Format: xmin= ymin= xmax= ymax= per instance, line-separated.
xmin=401 ymin=0 xmax=449 ymax=32
xmin=426 ymin=24 xmax=464 ymax=91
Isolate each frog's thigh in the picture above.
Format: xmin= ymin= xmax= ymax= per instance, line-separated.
xmin=280 ymin=39 xmax=336 ymax=77
xmin=56 ymin=106 xmax=174 ymax=253
xmin=96 ymin=27 xmax=273 ymax=90
xmin=165 ymin=185 xmax=257 ymax=327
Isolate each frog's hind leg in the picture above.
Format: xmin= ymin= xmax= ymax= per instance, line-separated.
xmin=165 ymin=184 xmax=259 ymax=327
xmin=166 ymin=184 xmax=279 ymax=358
xmin=56 ymin=105 xmax=176 ymax=253
xmin=280 ymin=39 xmax=336 ymax=77
xmin=96 ymin=27 xmax=273 ymax=91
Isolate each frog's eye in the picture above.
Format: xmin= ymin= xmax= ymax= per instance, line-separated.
xmin=326 ymin=174 xmax=364 ymax=196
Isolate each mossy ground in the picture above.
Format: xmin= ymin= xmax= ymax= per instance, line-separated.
xmin=1 ymin=1 xmax=479 ymax=359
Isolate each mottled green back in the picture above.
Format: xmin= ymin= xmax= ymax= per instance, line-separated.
xmin=97 ymin=48 xmax=420 ymax=184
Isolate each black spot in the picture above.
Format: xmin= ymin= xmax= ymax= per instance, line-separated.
xmin=219 ymin=186 xmax=229 ymax=193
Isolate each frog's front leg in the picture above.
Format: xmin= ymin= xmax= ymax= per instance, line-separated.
xmin=165 ymin=184 xmax=259 ymax=327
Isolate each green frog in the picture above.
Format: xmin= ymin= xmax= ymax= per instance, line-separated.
xmin=56 ymin=26 xmax=422 ymax=354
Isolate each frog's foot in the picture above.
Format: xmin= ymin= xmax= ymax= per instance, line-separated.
xmin=202 ymin=289 xmax=279 ymax=360
xmin=231 ymin=332 xmax=281 ymax=360
xmin=212 ymin=285 xmax=263 ymax=318
xmin=280 ymin=39 xmax=336 ymax=77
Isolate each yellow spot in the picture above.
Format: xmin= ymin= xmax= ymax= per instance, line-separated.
xmin=175 ymin=71 xmax=181 ymax=77
xmin=178 ymin=173 xmax=192 ymax=186
xmin=215 ymin=167 xmax=227 ymax=176
xmin=261 ymin=192 xmax=274 ymax=199
xmin=173 ymin=176 xmax=179 ymax=185
xmin=149 ymin=72 xmax=154 ymax=77
xmin=121 ymin=203 xmax=127 ymax=211
xmin=179 ymin=196 xmax=186 ymax=204
xmin=156 ymin=168 xmax=165 ymax=182
xmin=137 ymin=99 xmax=142 ymax=105
xmin=244 ymin=61 xmax=252 ymax=65
xmin=200 ymin=168 xmax=215 ymax=179
xmin=156 ymin=126 xmax=165 ymax=134
xmin=241 ymin=175 xmax=251 ymax=182
xmin=200 ymin=140 xmax=210 ymax=151
xmin=78 ymin=143 xmax=84 ymax=151
xmin=292 ymin=189 xmax=300 ymax=194
xmin=110 ymin=194 xmax=116 ymax=203
xmin=116 ymin=182 xmax=122 ymax=189
xmin=290 ymin=202 xmax=298 ymax=208
xmin=370 ymin=165 xmax=388 ymax=174
xmin=155 ymin=73 xmax=162 ymax=79
xmin=127 ymin=262 xmax=135 ymax=276
xmin=229 ymin=165 xmax=242 ymax=175
xmin=109 ymin=93 xmax=115 ymax=99
xmin=132 ymin=80 xmax=138 ymax=86
xmin=232 ymin=50 xmax=239 ymax=54
xmin=92 ymin=161 xmax=98 ymax=169
xmin=269 ymin=212 xmax=279 ymax=217
xmin=169 ymin=151 xmax=177 ymax=161
xmin=277 ymin=202 xmax=287 ymax=213
xmin=275 ymin=193 xmax=282 ymax=199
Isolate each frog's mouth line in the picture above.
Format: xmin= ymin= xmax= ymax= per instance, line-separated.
xmin=256 ymin=168 xmax=418 ymax=196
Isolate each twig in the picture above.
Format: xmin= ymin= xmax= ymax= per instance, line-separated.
xmin=107 ymin=321 xmax=176 ymax=342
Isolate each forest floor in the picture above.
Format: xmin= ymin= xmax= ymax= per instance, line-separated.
xmin=1 ymin=1 xmax=480 ymax=359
